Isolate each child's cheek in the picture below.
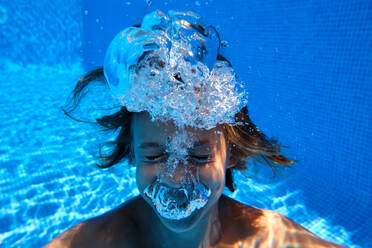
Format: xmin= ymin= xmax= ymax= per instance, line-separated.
xmin=198 ymin=163 xmax=226 ymax=193
xmin=136 ymin=163 xmax=159 ymax=192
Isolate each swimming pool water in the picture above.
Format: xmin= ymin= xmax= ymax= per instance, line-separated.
xmin=1 ymin=0 xmax=371 ymax=247
xmin=0 ymin=66 xmax=361 ymax=247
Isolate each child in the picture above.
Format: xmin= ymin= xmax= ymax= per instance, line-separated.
xmin=45 ymin=10 xmax=347 ymax=248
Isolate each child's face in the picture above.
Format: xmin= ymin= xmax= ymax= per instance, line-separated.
xmin=131 ymin=112 xmax=232 ymax=232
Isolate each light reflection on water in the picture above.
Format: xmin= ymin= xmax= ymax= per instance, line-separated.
xmin=0 ymin=63 xmax=360 ymax=248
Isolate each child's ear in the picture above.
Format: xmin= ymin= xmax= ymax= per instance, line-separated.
xmin=227 ymin=156 xmax=237 ymax=169
xmin=227 ymin=146 xmax=237 ymax=169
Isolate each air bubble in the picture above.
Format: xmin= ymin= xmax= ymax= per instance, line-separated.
xmin=103 ymin=10 xmax=248 ymax=130
xmin=221 ymin=40 xmax=229 ymax=47
xmin=144 ymin=179 xmax=211 ymax=220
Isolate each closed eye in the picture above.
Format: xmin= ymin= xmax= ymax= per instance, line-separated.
xmin=189 ymin=155 xmax=212 ymax=164
xmin=145 ymin=154 xmax=167 ymax=162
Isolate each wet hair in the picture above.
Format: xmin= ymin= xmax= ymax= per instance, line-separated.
xmin=63 ymin=67 xmax=296 ymax=192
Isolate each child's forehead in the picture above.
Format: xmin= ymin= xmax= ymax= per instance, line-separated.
xmin=132 ymin=112 xmax=225 ymax=145
xmin=133 ymin=111 xmax=220 ymax=132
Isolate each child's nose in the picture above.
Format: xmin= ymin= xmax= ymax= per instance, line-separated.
xmin=159 ymin=161 xmax=192 ymax=187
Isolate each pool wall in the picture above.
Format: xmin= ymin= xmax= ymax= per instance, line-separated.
xmin=0 ymin=0 xmax=370 ymax=247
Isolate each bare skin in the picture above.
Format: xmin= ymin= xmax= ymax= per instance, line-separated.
xmin=44 ymin=195 xmax=347 ymax=248
xmin=45 ymin=112 xmax=348 ymax=248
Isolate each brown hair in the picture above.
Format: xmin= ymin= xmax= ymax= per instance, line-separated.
xmin=63 ymin=67 xmax=296 ymax=192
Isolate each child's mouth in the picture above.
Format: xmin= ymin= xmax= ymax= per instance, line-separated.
xmin=143 ymin=182 xmax=211 ymax=220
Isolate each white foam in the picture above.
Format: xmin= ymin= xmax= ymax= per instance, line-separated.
xmin=104 ymin=10 xmax=247 ymax=130
xmin=144 ymin=179 xmax=211 ymax=220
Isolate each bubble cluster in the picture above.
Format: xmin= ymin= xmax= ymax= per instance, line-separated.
xmin=104 ymin=10 xmax=247 ymax=130
xmin=163 ymin=129 xmax=196 ymax=172
xmin=144 ymin=178 xmax=211 ymax=220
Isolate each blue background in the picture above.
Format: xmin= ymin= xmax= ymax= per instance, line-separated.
xmin=0 ymin=0 xmax=371 ymax=247
xmin=82 ymin=1 xmax=371 ymax=244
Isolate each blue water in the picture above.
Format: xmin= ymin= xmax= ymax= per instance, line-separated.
xmin=0 ymin=0 xmax=371 ymax=247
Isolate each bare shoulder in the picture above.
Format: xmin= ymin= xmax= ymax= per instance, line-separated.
xmin=218 ymin=195 xmax=348 ymax=248
xmin=271 ymin=210 xmax=348 ymax=248
xmin=217 ymin=195 xmax=268 ymax=245
xmin=44 ymin=196 xmax=142 ymax=248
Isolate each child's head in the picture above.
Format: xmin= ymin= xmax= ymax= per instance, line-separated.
xmin=131 ymin=111 xmax=231 ymax=231
xmin=88 ymin=105 xmax=292 ymax=231
xmin=63 ymin=9 xmax=294 ymax=231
